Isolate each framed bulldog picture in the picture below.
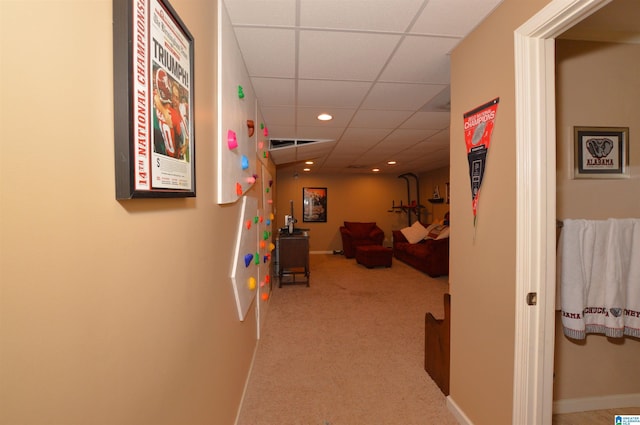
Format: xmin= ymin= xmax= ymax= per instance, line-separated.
xmin=574 ymin=126 xmax=629 ymax=179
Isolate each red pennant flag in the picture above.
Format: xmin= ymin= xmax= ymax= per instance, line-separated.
xmin=463 ymin=98 xmax=499 ymax=227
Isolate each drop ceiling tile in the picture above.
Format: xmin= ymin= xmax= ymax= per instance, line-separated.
xmin=339 ymin=128 xmax=392 ymax=145
xmin=264 ymin=125 xmax=295 ymax=139
xmin=362 ymin=82 xmax=447 ymax=110
xmin=400 ymin=111 xmax=450 ymax=130
xmin=352 ymin=154 xmax=388 ymax=167
xmin=365 ymin=143 xmax=409 ymax=155
xmin=402 ymin=142 xmax=447 ymax=158
xmin=224 ymin=0 xmax=297 ymax=26
xmin=356 ymin=146 xmax=398 ymax=159
xmin=372 ymin=146 xmax=415 ymax=161
xmin=295 ymin=126 xmax=344 ymax=140
xmin=383 ymin=128 xmax=439 ymax=145
xmin=380 ymin=35 xmax=458 ymax=83
xmin=268 ymin=148 xmax=297 ymax=165
xmin=393 ymin=149 xmax=425 ymax=162
xmin=260 ymin=106 xmax=296 ymax=127
xmin=298 ymin=80 xmax=372 ymax=108
xmin=412 ymin=0 xmax=502 ymax=37
xmin=252 ymin=77 xmax=296 ymax=107
xmin=298 ymin=30 xmax=401 ymax=81
xmin=323 ymin=152 xmax=361 ymax=165
xmin=423 ymin=129 xmax=450 ymax=145
xmin=330 ymin=142 xmax=370 ymax=157
xmin=350 ymin=110 xmax=413 ymax=129
xmin=234 ymin=28 xmax=296 ymax=78
xmin=310 ymin=167 xmax=340 ymax=174
xmin=299 ymin=0 xmax=423 ymax=32
xmin=296 ymin=142 xmax=336 ymax=159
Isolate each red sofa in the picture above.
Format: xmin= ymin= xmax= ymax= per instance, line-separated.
xmin=392 ymin=225 xmax=449 ymax=277
xmin=339 ymin=221 xmax=384 ymax=258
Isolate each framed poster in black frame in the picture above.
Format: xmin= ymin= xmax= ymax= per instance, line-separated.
xmin=302 ymin=187 xmax=327 ymax=223
xmin=573 ymin=126 xmax=629 ymax=179
xmin=113 ymin=0 xmax=196 ymax=198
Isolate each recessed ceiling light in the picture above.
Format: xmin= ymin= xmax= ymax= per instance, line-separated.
xmin=317 ymin=113 xmax=332 ymax=121
xmin=305 ymin=160 xmax=314 ymax=165
xmin=303 ymin=168 xmax=311 ymax=172
xmin=387 ymin=161 xmax=397 ymax=165
xmin=372 ymin=168 xmax=380 ymax=172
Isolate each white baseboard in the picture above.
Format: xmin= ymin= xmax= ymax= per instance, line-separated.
xmin=446 ymin=393 xmax=640 ymax=421
xmin=447 ymin=395 xmax=474 ymax=425
xmin=553 ymin=393 xmax=640 ymax=414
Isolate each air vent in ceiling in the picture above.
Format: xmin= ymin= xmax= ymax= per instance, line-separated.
xmin=268 ymin=138 xmax=334 ymax=150
xmin=269 ymin=139 xmax=295 ymax=149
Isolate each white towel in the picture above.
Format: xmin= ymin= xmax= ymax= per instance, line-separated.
xmin=620 ymin=219 xmax=640 ymax=337
xmin=558 ymin=218 xmax=640 ymax=339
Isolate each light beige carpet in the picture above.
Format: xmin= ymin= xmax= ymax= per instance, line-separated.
xmin=236 ymin=254 xmax=458 ymax=425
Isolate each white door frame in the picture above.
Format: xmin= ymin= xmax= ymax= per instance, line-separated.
xmin=513 ymin=1 xmax=612 ymax=423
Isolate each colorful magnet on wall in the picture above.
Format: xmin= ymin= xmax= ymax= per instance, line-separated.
xmin=247 ymin=120 xmax=255 ymax=137
xmin=227 ymin=130 xmax=238 ymax=149
xmin=248 ymin=277 xmax=256 ymax=290
xmin=258 ymin=141 xmax=264 ymax=149
xmin=261 ymin=293 xmax=269 ymax=301
xmin=254 ymin=252 xmax=260 ymax=265
xmin=245 ymin=220 xmax=252 ymax=230
xmin=269 ymin=242 xmax=275 ymax=251
xmin=270 ymin=213 xmax=275 ymax=220
xmin=266 ymin=218 xmax=271 ymax=226
xmin=260 ymin=240 xmax=266 ymax=249
xmin=259 ymin=216 xmax=264 ymax=223
xmin=254 ymin=216 xmax=259 ymax=224
xmin=265 ymin=187 xmax=270 ymax=194
xmin=236 ymin=183 xmax=243 ymax=196
xmin=265 ymin=275 xmax=270 ymax=283
xmin=263 ymin=230 xmax=269 ymax=240
xmin=260 ymin=123 xmax=264 ymax=129
xmin=238 ymin=85 xmax=244 ymax=98
xmin=268 ymin=199 xmax=273 ymax=205
xmin=246 ymin=176 xmax=256 ymax=184
xmin=263 ymin=255 xmax=269 ymax=263
xmin=241 ymin=155 xmax=249 ymax=170
xmin=263 ymin=126 xmax=268 ymax=137
xmin=263 ymin=151 xmax=268 ymax=159
xmin=244 ymin=253 xmax=253 ymax=267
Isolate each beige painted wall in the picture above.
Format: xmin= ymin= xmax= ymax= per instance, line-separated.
xmin=274 ymin=169 xmax=450 ymax=252
xmin=419 ymin=167 xmax=451 ymax=222
xmin=0 ymin=1 xmax=269 ymax=423
xmin=554 ymin=39 xmax=640 ymax=400
xmin=449 ymin=0 xmax=551 ymax=423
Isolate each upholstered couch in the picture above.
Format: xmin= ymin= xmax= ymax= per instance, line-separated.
xmin=339 ymin=221 xmax=384 ymax=258
xmin=392 ymin=219 xmax=449 ymax=277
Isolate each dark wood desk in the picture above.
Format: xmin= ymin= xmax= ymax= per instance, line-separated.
xmin=277 ymin=230 xmax=309 ymax=287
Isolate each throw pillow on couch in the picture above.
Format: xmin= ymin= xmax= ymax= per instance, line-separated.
xmin=399 ymin=221 xmax=450 ymax=244
xmin=400 ymin=221 xmax=429 ymax=244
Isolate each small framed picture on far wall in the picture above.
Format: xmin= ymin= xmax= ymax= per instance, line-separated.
xmin=302 ymin=187 xmax=327 ymax=222
xmin=574 ymin=126 xmax=629 ymax=179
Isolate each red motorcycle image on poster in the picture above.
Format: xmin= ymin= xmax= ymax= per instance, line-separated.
xmin=463 ymin=98 xmax=499 ymax=228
